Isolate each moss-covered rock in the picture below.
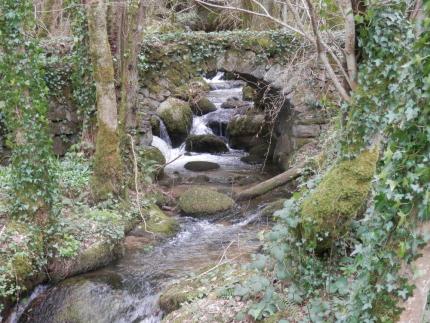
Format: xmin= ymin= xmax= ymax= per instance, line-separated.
xmin=240 ymin=144 xmax=272 ymax=164
xmin=190 ymin=97 xmax=217 ymax=116
xmin=300 ymin=148 xmax=379 ymax=251
xmin=179 ymin=186 xmax=234 ymax=216
xmin=221 ymin=96 xmax=248 ymax=109
xmin=145 ymin=205 xmax=179 ymax=236
xmin=156 ymin=98 xmax=193 ymax=147
xmin=227 ymin=114 xmax=267 ymax=150
xmin=227 ymin=114 xmax=265 ymax=137
xmin=138 ymin=146 xmax=166 ymax=167
xmin=242 ymin=85 xmax=257 ymax=101
xmin=185 ymin=135 xmax=228 ymax=154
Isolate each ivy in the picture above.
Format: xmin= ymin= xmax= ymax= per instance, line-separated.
xmin=236 ymin=2 xmax=430 ymax=322
xmin=66 ymin=0 xmax=96 ymax=126
xmin=0 ymin=0 xmax=58 ymax=219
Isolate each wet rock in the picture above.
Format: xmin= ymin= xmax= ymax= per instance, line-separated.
xmin=221 ymin=96 xmax=249 ymax=109
xmin=227 ymin=114 xmax=267 ymax=150
xmin=178 ymin=186 xmax=234 ymax=216
xmin=242 ymin=85 xmax=257 ymax=101
xmin=137 ymin=146 xmax=166 ymax=178
xmin=184 ymin=161 xmax=220 ymax=172
xmin=190 ymin=97 xmax=217 ymax=116
xmin=157 ymin=98 xmax=193 ymax=147
xmin=185 ymin=135 xmax=228 ymax=154
xmin=227 ymin=114 xmax=265 ymax=137
xmin=241 ymin=144 xmax=272 ymax=165
xmin=145 ymin=205 xmax=179 ymax=236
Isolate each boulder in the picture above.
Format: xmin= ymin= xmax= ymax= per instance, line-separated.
xmin=157 ymin=98 xmax=193 ymax=147
xmin=242 ymin=85 xmax=257 ymax=101
xmin=185 ymin=135 xmax=228 ymax=154
xmin=227 ymin=114 xmax=266 ymax=150
xmin=184 ymin=161 xmax=220 ymax=172
xmin=241 ymin=144 xmax=272 ymax=165
xmin=137 ymin=146 xmax=166 ymax=179
xmin=227 ymin=114 xmax=265 ymax=137
xmin=179 ymin=186 xmax=234 ymax=216
xmin=190 ymin=97 xmax=217 ymax=115
xmin=221 ymin=96 xmax=249 ymax=109
xmin=300 ymin=148 xmax=379 ymax=252
xmin=145 ymin=205 xmax=179 ymax=236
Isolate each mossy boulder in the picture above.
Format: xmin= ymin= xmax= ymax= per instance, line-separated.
xmin=145 ymin=205 xmax=179 ymax=236
xmin=300 ymin=148 xmax=379 ymax=251
xmin=221 ymin=96 xmax=248 ymax=109
xmin=227 ymin=114 xmax=265 ymax=137
xmin=242 ymin=85 xmax=257 ymax=101
xmin=241 ymin=144 xmax=272 ymax=165
xmin=190 ymin=97 xmax=217 ymax=115
xmin=227 ymin=114 xmax=266 ymax=150
xmin=185 ymin=135 xmax=228 ymax=154
xmin=157 ymin=98 xmax=193 ymax=147
xmin=179 ymin=186 xmax=234 ymax=216
xmin=137 ymin=146 xmax=166 ymax=179
xmin=184 ymin=161 xmax=220 ymax=172
xmin=138 ymin=146 xmax=165 ymax=166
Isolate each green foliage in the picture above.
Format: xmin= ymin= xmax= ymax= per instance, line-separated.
xmin=66 ymin=0 xmax=96 ymax=124
xmin=138 ymin=30 xmax=308 ymax=75
xmin=0 ymin=0 xmax=58 ymax=219
xmin=58 ymin=149 xmax=92 ymax=197
xmin=235 ymin=2 xmax=430 ymax=322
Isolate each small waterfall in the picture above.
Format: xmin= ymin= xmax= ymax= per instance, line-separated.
xmin=158 ymin=118 xmax=172 ymax=147
xmin=151 ymin=136 xmax=171 ymax=161
xmin=190 ymin=116 xmax=213 ymax=135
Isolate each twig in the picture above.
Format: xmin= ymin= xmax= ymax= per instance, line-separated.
xmin=128 ymin=134 xmax=154 ymax=235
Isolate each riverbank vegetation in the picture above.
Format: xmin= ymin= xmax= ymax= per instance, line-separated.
xmin=0 ymin=0 xmax=429 ymax=322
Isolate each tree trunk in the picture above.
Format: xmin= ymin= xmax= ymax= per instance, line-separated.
xmin=118 ymin=0 xmax=146 ymax=141
xmin=398 ymin=222 xmax=430 ymax=323
xmin=86 ymin=0 xmax=123 ymax=200
xmin=235 ymin=162 xmax=305 ymax=201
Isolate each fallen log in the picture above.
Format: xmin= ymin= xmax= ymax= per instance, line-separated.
xmin=235 ymin=162 xmax=305 ymax=201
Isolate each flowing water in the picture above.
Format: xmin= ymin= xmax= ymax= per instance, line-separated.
xmin=8 ymin=73 xmax=276 ymax=323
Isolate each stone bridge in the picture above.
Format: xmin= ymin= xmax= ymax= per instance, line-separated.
xmin=137 ymin=31 xmax=331 ymax=169
xmin=1 ymin=31 xmax=331 ymax=169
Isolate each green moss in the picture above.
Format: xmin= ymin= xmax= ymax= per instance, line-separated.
xmin=185 ymin=135 xmax=228 ymax=154
xmin=300 ymin=148 xmax=379 ymax=250
xmin=91 ymin=122 xmax=123 ymax=201
xmin=242 ymin=85 xmax=256 ymax=101
xmin=179 ymin=186 xmax=234 ymax=216
xmin=145 ymin=205 xmax=179 ymax=236
xmin=156 ymin=98 xmax=193 ymax=146
xmin=138 ymin=146 xmax=166 ymax=166
xmin=190 ymin=97 xmax=216 ymax=116
xmin=150 ymin=115 xmax=160 ymax=136
xmin=227 ymin=114 xmax=265 ymax=137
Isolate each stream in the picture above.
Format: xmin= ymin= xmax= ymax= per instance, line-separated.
xmin=8 ymin=73 xmax=279 ymax=323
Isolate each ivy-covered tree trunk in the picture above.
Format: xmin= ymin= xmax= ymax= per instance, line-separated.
xmin=0 ymin=0 xmax=57 ymax=224
xmin=86 ymin=0 xmax=123 ymax=200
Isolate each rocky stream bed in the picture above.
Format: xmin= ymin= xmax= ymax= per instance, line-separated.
xmin=5 ymin=74 xmax=292 ymax=323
